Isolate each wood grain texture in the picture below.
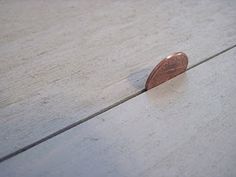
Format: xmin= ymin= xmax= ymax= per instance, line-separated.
xmin=1 ymin=46 xmax=236 ymax=177
xmin=1 ymin=0 xmax=236 ymax=157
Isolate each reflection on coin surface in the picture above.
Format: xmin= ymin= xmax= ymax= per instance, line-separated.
xmin=145 ymin=52 xmax=188 ymax=90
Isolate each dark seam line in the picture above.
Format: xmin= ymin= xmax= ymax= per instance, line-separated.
xmin=1 ymin=43 xmax=236 ymax=163
xmin=187 ymin=44 xmax=236 ymax=70
xmin=0 ymin=89 xmax=145 ymax=163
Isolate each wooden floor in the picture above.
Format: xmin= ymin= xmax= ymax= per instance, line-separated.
xmin=0 ymin=0 xmax=236 ymax=176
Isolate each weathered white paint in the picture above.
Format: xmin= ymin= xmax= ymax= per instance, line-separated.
xmin=1 ymin=0 xmax=236 ymax=158
xmin=1 ymin=46 xmax=236 ymax=177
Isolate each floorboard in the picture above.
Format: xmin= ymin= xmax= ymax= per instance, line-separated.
xmin=0 ymin=45 xmax=236 ymax=177
xmin=1 ymin=0 xmax=236 ymax=158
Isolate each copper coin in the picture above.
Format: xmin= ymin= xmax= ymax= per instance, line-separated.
xmin=145 ymin=52 xmax=188 ymax=90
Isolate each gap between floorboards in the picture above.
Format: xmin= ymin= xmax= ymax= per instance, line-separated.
xmin=1 ymin=44 xmax=236 ymax=163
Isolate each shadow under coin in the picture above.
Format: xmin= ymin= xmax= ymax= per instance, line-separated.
xmin=127 ymin=67 xmax=152 ymax=90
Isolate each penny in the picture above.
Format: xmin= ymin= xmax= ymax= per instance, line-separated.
xmin=145 ymin=52 xmax=188 ymax=90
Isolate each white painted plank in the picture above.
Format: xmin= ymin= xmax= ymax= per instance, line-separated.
xmin=1 ymin=46 xmax=236 ymax=176
xmin=1 ymin=0 xmax=236 ymax=158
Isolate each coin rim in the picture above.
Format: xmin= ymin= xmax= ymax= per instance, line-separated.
xmin=145 ymin=52 xmax=188 ymax=90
